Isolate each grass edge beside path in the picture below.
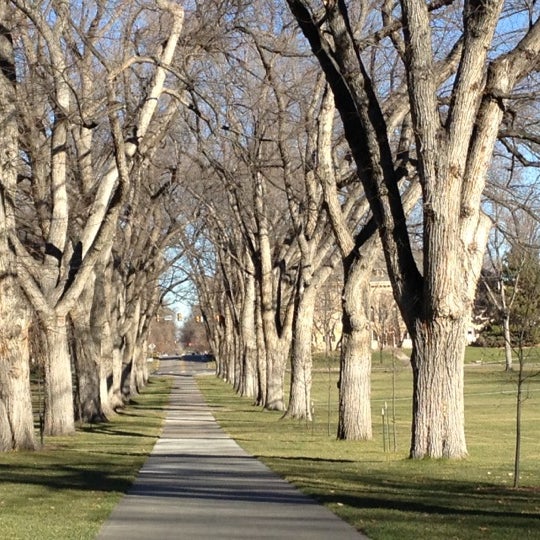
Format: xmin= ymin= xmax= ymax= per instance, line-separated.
xmin=196 ymin=368 xmax=540 ymax=540
xmin=0 ymin=376 xmax=173 ymax=540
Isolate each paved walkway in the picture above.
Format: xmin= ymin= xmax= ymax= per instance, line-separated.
xmin=97 ymin=357 xmax=367 ymax=540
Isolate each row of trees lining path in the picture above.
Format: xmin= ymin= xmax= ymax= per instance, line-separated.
xmin=178 ymin=0 xmax=540 ymax=459
xmin=1 ymin=0 xmax=539 ymax=458
xmin=0 ymin=0 xmax=191 ymax=450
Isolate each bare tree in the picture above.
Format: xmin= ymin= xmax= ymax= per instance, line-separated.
xmin=508 ymin=218 xmax=540 ymax=488
xmin=481 ymin=215 xmax=519 ymax=370
xmin=5 ymin=0 xmax=185 ymax=435
xmin=286 ymin=0 xmax=540 ymax=458
xmin=0 ymin=0 xmax=35 ymax=451
xmin=180 ymin=50 xmax=301 ymax=411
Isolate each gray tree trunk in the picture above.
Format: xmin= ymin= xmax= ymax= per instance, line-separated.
xmin=107 ymin=270 xmax=125 ymax=410
xmin=337 ymin=257 xmax=373 ymax=440
xmin=410 ymin=317 xmax=468 ymax=458
xmin=99 ymin=315 xmax=115 ymax=416
xmin=240 ymin=268 xmax=258 ymax=398
xmin=503 ymin=314 xmax=513 ymax=371
xmin=265 ymin=342 xmax=288 ymax=411
xmin=0 ymin=0 xmax=35 ymax=451
xmin=284 ymin=285 xmax=316 ymax=420
xmin=0 ymin=282 xmax=35 ymax=451
xmin=71 ymin=320 xmax=105 ymax=423
xmin=94 ymin=260 xmax=114 ymax=417
xmin=43 ymin=318 xmax=75 ymax=435
xmin=107 ymin=288 xmax=125 ymax=410
xmin=126 ymin=296 xmax=142 ymax=398
xmin=70 ymin=275 xmax=106 ymax=423
xmin=110 ymin=342 xmax=124 ymax=410
xmin=120 ymin=304 xmax=139 ymax=402
xmin=132 ymin=328 xmax=148 ymax=392
xmin=255 ymin=294 xmax=267 ymax=407
xmin=221 ymin=309 xmax=236 ymax=385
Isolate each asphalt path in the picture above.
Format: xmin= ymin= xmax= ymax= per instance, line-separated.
xmin=97 ymin=356 xmax=368 ymax=540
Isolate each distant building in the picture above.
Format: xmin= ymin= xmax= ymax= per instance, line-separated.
xmin=148 ymin=307 xmax=179 ymax=355
xmin=312 ymin=254 xmax=476 ymax=352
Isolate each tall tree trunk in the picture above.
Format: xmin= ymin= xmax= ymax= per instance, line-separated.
xmin=110 ymin=342 xmax=124 ymax=410
xmin=410 ymin=317 xmax=468 ymax=459
xmin=255 ymin=296 xmax=267 ymax=407
xmin=337 ymin=256 xmax=373 ymax=440
xmin=100 ymin=315 xmax=115 ymax=417
xmin=71 ymin=316 xmax=106 ymax=423
xmin=121 ymin=315 xmax=138 ymax=402
xmin=43 ymin=317 xmax=75 ymax=436
xmin=231 ymin=311 xmax=243 ymax=393
xmin=0 ymin=284 xmax=35 ymax=451
xmin=221 ymin=309 xmax=236 ymax=384
xmin=265 ymin=339 xmax=289 ymax=411
xmin=0 ymin=0 xmax=35 ymax=451
xmin=503 ymin=313 xmax=513 ymax=371
xmin=214 ymin=323 xmax=227 ymax=381
xmin=120 ymin=356 xmax=134 ymax=401
xmin=284 ymin=285 xmax=316 ymax=420
xmin=108 ymin=282 xmax=125 ymax=410
xmin=95 ymin=260 xmax=114 ymax=417
xmin=132 ymin=335 xmax=148 ymax=392
xmin=106 ymin=273 xmax=125 ymax=410
xmin=240 ymin=268 xmax=258 ymax=398
xmin=260 ymin=278 xmax=292 ymax=411
xmin=254 ymin=165 xmax=294 ymax=412
xmin=70 ymin=275 xmax=106 ymax=423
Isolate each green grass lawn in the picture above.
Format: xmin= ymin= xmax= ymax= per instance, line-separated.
xmin=0 ymin=377 xmax=172 ymax=540
xmin=197 ymin=351 xmax=540 ymax=540
xmin=1 ymin=349 xmax=538 ymax=539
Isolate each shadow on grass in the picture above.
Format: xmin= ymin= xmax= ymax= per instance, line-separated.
xmin=125 ymin=396 xmax=170 ymax=410
xmin=79 ymin=423 xmax=157 ymax=439
xmin=313 ymin=491 xmax=540 ymax=521
xmin=263 ymin=455 xmax=540 ymax=526
xmin=0 ymin=463 xmax=132 ymax=493
xmin=259 ymin=455 xmax=357 ymax=464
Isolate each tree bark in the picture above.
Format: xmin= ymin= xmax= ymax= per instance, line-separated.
xmin=110 ymin=343 xmax=124 ymax=410
xmin=43 ymin=318 xmax=75 ymax=435
xmin=120 ymin=303 xmax=139 ymax=402
xmin=0 ymin=0 xmax=35 ymax=451
xmin=255 ymin=293 xmax=267 ymax=407
xmin=70 ymin=276 xmax=106 ymax=424
xmin=255 ymin=171 xmax=293 ymax=412
xmin=337 ymin=256 xmax=373 ymax=440
xmin=108 ymin=285 xmax=125 ymax=410
xmin=285 ymin=0 xmax=537 ymax=458
xmin=99 ymin=315 xmax=115 ymax=417
xmin=240 ymin=267 xmax=258 ymax=398
xmin=97 ymin=260 xmax=116 ymax=416
xmin=410 ymin=317 xmax=468 ymax=458
xmin=0 ymin=285 xmax=35 ymax=451
xmin=503 ymin=314 xmax=513 ymax=371
xmin=120 ymin=356 xmax=134 ymax=402
xmin=316 ymin=87 xmax=376 ymax=439
xmin=132 ymin=329 xmax=149 ymax=392
xmin=284 ymin=285 xmax=316 ymax=420
xmin=71 ymin=321 xmax=105 ymax=423
xmin=265 ymin=341 xmax=288 ymax=411
xmin=222 ymin=308 xmax=236 ymax=385
xmin=72 ymin=272 xmax=104 ymax=422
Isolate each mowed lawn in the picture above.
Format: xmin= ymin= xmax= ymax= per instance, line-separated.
xmin=198 ymin=348 xmax=540 ymax=540
xmin=0 ymin=349 xmax=538 ymax=539
xmin=0 ymin=376 xmax=172 ymax=540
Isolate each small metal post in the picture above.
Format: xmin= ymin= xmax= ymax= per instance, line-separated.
xmin=382 ymin=407 xmax=386 ymax=453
